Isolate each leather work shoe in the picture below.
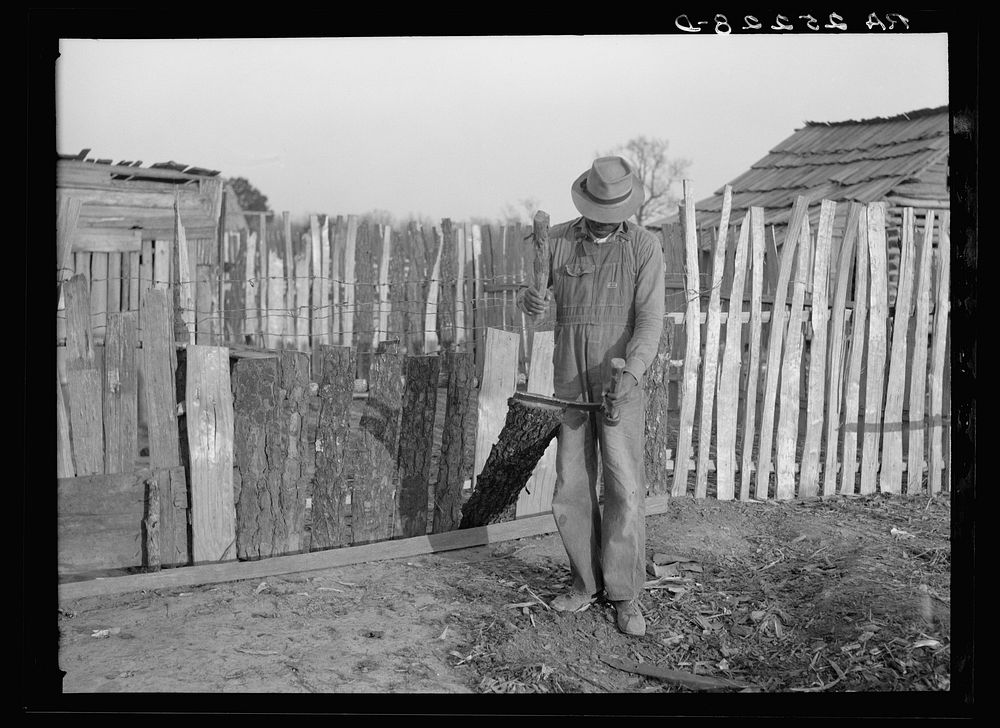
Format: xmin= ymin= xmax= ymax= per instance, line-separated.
xmin=613 ymin=600 xmax=646 ymax=636
xmin=550 ymin=591 xmax=597 ymax=613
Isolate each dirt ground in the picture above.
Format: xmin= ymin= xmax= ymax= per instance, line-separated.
xmin=55 ymin=491 xmax=953 ymax=697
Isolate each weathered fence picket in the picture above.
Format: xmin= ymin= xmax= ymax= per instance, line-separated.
xmin=860 ymin=202 xmax=889 ymax=495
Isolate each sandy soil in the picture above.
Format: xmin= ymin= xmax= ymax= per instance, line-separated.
xmin=55 ymin=492 xmax=952 ymax=696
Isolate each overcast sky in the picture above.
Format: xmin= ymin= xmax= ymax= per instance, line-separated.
xmin=55 ymin=34 xmax=949 ymax=224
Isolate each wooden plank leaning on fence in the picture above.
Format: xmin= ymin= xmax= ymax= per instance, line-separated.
xmin=352 ymin=345 xmax=405 ymax=543
xmin=186 ymin=344 xmax=237 ymax=563
xmin=775 ymin=215 xmax=812 ymax=500
xmin=822 ymin=202 xmax=862 ymax=496
xmin=907 ymin=211 xmax=936 ymax=493
xmin=859 ymin=202 xmax=890 ymax=495
xmin=396 ymin=355 xmax=441 ymax=538
xmin=840 ymin=209 xmax=870 ymax=495
xmin=141 ymin=288 xmax=181 ymax=471
xmin=928 ymin=212 xmax=950 ymax=494
xmin=716 ymin=210 xmax=751 ymax=499
xmin=694 ymin=186 xmax=732 ymax=498
xmin=57 ymin=466 xmax=186 ymax=575
xmin=103 ymin=312 xmax=138 ymax=474
xmin=516 ymin=331 xmax=557 ymax=516
xmin=64 ymin=274 xmax=104 ymax=476
xmin=670 ymin=181 xmax=702 ymax=496
xmin=754 ymin=196 xmax=809 ymax=499
xmin=473 ymin=328 xmax=520 ymax=495
xmin=739 ymin=208 xmax=766 ymax=501
xmin=798 ymin=200 xmax=837 ymax=497
xmin=880 ymin=207 xmax=918 ymax=494
xmin=57 ymin=369 xmax=75 ymax=478
xmin=311 ymin=345 xmax=356 ymax=550
xmin=433 ymin=351 xmax=476 ymax=533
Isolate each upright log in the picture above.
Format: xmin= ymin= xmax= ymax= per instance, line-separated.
xmin=103 ymin=312 xmax=139 ymax=474
xmin=671 ymin=181 xmax=702 ymax=496
xmin=775 ymin=215 xmax=812 ymax=500
xmin=822 ymin=203 xmax=861 ymax=496
xmin=799 ymin=200 xmax=836 ymax=496
xmin=739 ymin=208 xmax=766 ymax=501
xmin=311 ymin=345 xmax=356 ymax=550
xmin=694 ymin=187 xmax=732 ymax=498
xmin=64 ymin=274 xmax=104 ymax=476
xmin=716 ymin=211 xmax=750 ymax=499
xmin=880 ymin=207 xmax=918 ymax=494
xmin=352 ymin=346 xmax=404 ymax=543
xmin=907 ymin=211 xmax=936 ymax=492
xmin=396 ymin=355 xmax=441 ymax=538
xmin=186 ymin=344 xmax=236 ymax=563
xmin=859 ymin=203 xmax=889 ymax=495
xmin=434 ymin=351 xmax=476 ymax=533
xmin=754 ymin=196 xmax=809 ymax=498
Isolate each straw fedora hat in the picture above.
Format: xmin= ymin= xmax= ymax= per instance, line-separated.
xmin=570 ymin=156 xmax=645 ymax=224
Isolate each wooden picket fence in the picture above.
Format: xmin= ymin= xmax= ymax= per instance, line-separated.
xmin=55 ymin=186 xmax=951 ymax=580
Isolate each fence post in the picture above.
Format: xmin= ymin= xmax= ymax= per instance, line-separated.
xmin=716 ymin=210 xmax=750 ymax=499
xmin=840 ymin=209 xmax=870 ymax=495
xmin=799 ymin=200 xmax=836 ymax=496
xmin=859 ymin=202 xmax=889 ymax=495
xmin=906 ymin=210 xmax=935 ymax=492
xmin=927 ymin=211 xmax=950 ymax=494
xmin=434 ymin=351 xmax=476 ymax=533
xmin=739 ymin=207 xmax=767 ymax=501
xmin=775 ymin=215 xmax=812 ymax=500
xmin=671 ymin=181 xmax=702 ymax=496
xmin=695 ymin=186 xmax=732 ymax=498
xmin=396 ymin=354 xmax=441 ymax=538
xmin=754 ymin=196 xmax=809 ymax=499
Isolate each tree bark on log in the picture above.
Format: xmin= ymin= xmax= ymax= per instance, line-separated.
xmin=395 ymin=355 xmax=440 ymax=538
xmin=310 ymin=345 xmax=355 ymax=550
xmin=433 ymin=352 xmax=475 ymax=533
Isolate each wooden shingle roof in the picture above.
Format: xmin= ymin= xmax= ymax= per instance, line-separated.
xmin=655 ymin=106 xmax=949 ymax=230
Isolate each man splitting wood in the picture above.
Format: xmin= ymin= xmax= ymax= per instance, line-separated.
xmin=517 ymin=156 xmax=665 ymax=636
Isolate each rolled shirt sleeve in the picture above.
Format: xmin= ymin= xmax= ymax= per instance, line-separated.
xmin=623 ymin=228 xmax=665 ymax=382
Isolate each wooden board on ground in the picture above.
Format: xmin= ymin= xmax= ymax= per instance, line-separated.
xmin=715 ymin=210 xmax=750 ymax=500
xmin=798 ymin=200 xmax=836 ymax=497
xmin=774 ymin=215 xmax=812 ymax=500
xmin=906 ymin=211 xmax=935 ymax=493
xmin=695 ymin=185 xmax=732 ymax=499
xmin=754 ymin=196 xmax=808 ymax=498
xmin=927 ymin=212 xmax=950 ymax=494
xmin=516 ymin=331 xmax=557 ymax=516
xmin=739 ymin=208 xmax=766 ymax=501
xmin=434 ymin=352 xmax=476 ymax=533
xmin=64 ymin=274 xmax=105 ymax=476
xmin=103 ymin=312 xmax=138 ymax=474
xmin=880 ymin=208 xmax=917 ymax=494
xmin=396 ymin=355 xmax=441 ymax=538
xmin=822 ymin=203 xmax=861 ymax=496
xmin=671 ymin=181 xmax=702 ymax=497
xmin=59 ymin=494 xmax=672 ymax=601
xmin=311 ymin=345 xmax=356 ymax=550
xmin=186 ymin=344 xmax=236 ymax=563
xmin=859 ymin=203 xmax=889 ymax=495
xmin=473 ymin=328 xmax=520 ymax=491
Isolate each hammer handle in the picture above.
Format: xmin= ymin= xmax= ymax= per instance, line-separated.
xmin=605 ymin=358 xmax=627 ymax=424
